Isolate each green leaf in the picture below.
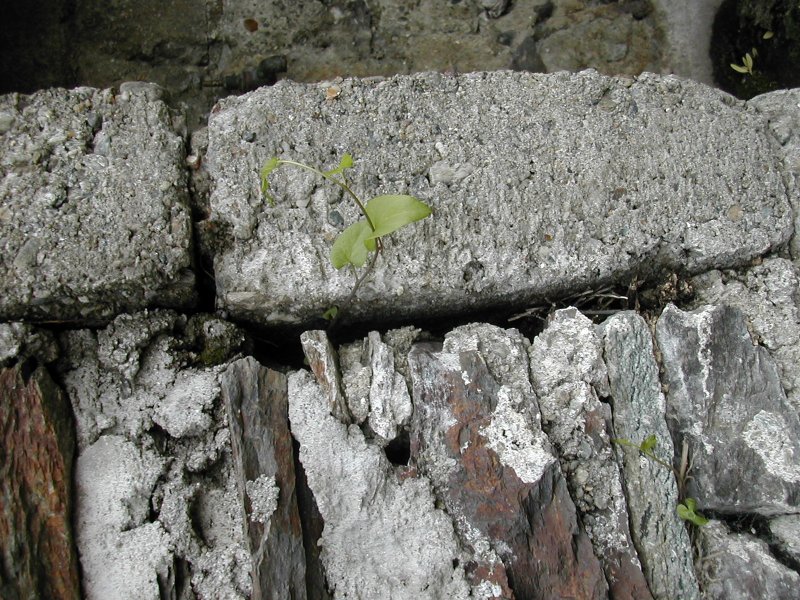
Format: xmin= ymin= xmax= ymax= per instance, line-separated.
xmin=324 ymin=153 xmax=355 ymax=177
xmin=261 ymin=157 xmax=280 ymax=205
xmin=744 ymin=53 xmax=754 ymax=69
xmin=640 ymin=434 xmax=657 ymax=453
xmin=363 ymin=195 xmax=432 ymax=240
xmin=763 ymin=31 xmax=774 ymax=40
xmin=330 ymin=220 xmax=377 ymax=269
xmin=610 ymin=437 xmax=637 ymax=449
xmin=321 ymin=306 xmax=339 ymax=321
xmin=731 ymin=63 xmax=749 ymax=74
xmin=677 ymin=498 xmax=709 ymax=527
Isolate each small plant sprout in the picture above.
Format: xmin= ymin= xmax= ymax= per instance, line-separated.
xmin=611 ymin=434 xmax=708 ymax=528
xmin=731 ymin=51 xmax=755 ymax=75
xmin=260 ymin=153 xmax=432 ymax=321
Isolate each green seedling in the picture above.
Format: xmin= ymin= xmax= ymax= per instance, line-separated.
xmin=261 ymin=154 xmax=432 ymax=321
xmin=612 ymin=434 xmax=708 ymax=528
xmin=677 ymin=497 xmax=709 ymax=527
xmin=730 ymin=31 xmax=773 ymax=75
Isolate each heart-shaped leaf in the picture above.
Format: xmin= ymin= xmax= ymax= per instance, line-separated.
xmin=330 ymin=220 xmax=377 ymax=269
xmin=364 ymin=195 xmax=432 ymax=240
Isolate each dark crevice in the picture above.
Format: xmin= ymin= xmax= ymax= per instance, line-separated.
xmin=716 ymin=512 xmax=800 ymax=575
xmin=384 ymin=430 xmax=411 ymax=466
xmin=292 ymin=438 xmax=332 ymax=600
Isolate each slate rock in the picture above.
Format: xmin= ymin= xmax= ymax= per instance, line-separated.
xmin=696 ymin=520 xmax=800 ymax=600
xmin=208 ymin=70 xmax=791 ymax=326
xmin=58 ymin=311 xmax=253 ymax=599
xmin=287 ymin=368 xmax=473 ymax=599
xmin=656 ymin=303 xmax=800 ymax=515
xmin=0 ymin=84 xmax=195 ymax=323
xmin=600 ymin=311 xmax=701 ymax=600
xmin=0 ymin=362 xmax=81 ymax=600
xmin=768 ymin=515 xmax=800 ymax=567
xmin=408 ymin=323 xmax=607 ymax=599
xmin=690 ymin=258 xmax=800 ymax=408
xmin=221 ymin=357 xmax=307 ymax=600
xmin=529 ymin=308 xmax=652 ymax=599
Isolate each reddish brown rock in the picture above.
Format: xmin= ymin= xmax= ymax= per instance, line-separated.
xmin=221 ymin=357 xmax=307 ymax=600
xmin=0 ymin=361 xmax=81 ymax=600
xmin=409 ymin=336 xmax=607 ymax=599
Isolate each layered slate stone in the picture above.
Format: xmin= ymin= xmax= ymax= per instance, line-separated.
xmin=207 ymin=70 xmax=792 ymax=325
xmin=601 ymin=312 xmax=701 ymax=600
xmin=220 ymin=357 xmax=306 ymax=600
xmin=697 ymin=520 xmax=800 ymax=600
xmin=408 ymin=323 xmax=607 ymax=599
xmin=528 ymin=309 xmax=652 ymax=599
xmin=656 ymin=304 xmax=800 ymax=515
xmin=0 ymin=362 xmax=80 ymax=600
xmin=0 ymin=83 xmax=194 ymax=323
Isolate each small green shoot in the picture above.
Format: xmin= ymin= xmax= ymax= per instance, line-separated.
xmin=731 ymin=52 xmax=755 ymax=75
xmin=612 ymin=434 xmax=708 ymax=528
xmin=260 ymin=154 xmax=432 ymax=322
xmin=677 ymin=497 xmax=709 ymax=527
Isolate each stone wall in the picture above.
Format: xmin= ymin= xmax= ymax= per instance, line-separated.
xmin=2 ymin=71 xmax=800 ymax=599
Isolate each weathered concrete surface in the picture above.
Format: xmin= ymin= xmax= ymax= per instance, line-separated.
xmin=408 ymin=324 xmax=607 ymax=599
xmin=656 ymin=304 xmax=800 ymax=515
xmin=697 ymin=520 xmax=800 ymax=600
xmin=600 ymin=311 xmax=701 ymax=600
xmin=221 ymin=358 xmax=307 ymax=600
xmin=0 ymin=83 xmax=195 ymax=323
xmin=208 ymin=70 xmax=792 ymax=326
xmin=58 ymin=310 xmax=252 ymax=599
xmin=287 ymin=368 xmax=473 ymax=599
xmin=768 ymin=515 xmax=800 ymax=566
xmin=0 ymin=322 xmax=58 ymax=367
xmin=529 ymin=308 xmax=652 ymax=599
xmin=749 ymin=90 xmax=800 ymax=259
xmin=0 ymin=362 xmax=80 ymax=600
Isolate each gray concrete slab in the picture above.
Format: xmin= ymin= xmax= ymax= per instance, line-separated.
xmin=208 ymin=70 xmax=792 ymax=326
xmin=0 ymin=83 xmax=195 ymax=323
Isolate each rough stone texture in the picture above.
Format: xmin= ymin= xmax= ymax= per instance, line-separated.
xmin=529 ymin=308 xmax=652 ymax=599
xmin=58 ymin=310 xmax=252 ymax=599
xmin=0 ymin=322 xmax=58 ymax=367
xmin=408 ymin=323 xmax=607 ymax=599
xmin=287 ymin=368 xmax=472 ymax=599
xmin=768 ymin=515 xmax=800 ymax=566
xmin=221 ymin=357 xmax=307 ymax=600
xmin=748 ymin=90 xmax=800 ymax=259
xmin=208 ymin=70 xmax=792 ymax=326
xmin=0 ymin=83 xmax=195 ymax=323
xmin=300 ymin=330 xmax=352 ymax=424
xmin=0 ymin=362 xmax=81 ymax=600
xmin=696 ymin=520 xmax=800 ymax=600
xmin=600 ymin=311 xmax=701 ymax=600
xmin=655 ymin=303 xmax=800 ymax=515
xmin=689 ymin=258 xmax=800 ymax=410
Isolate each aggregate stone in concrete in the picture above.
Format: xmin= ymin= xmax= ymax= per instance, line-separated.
xmin=208 ymin=70 xmax=792 ymax=326
xmin=0 ymin=83 xmax=195 ymax=323
xmin=58 ymin=310 xmax=252 ymax=599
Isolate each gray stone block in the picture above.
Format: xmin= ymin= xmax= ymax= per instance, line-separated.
xmin=600 ymin=311 xmax=701 ymax=600
xmin=207 ymin=70 xmax=792 ymax=326
xmin=656 ymin=304 xmax=800 ymax=515
xmin=0 ymin=84 xmax=195 ymax=323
